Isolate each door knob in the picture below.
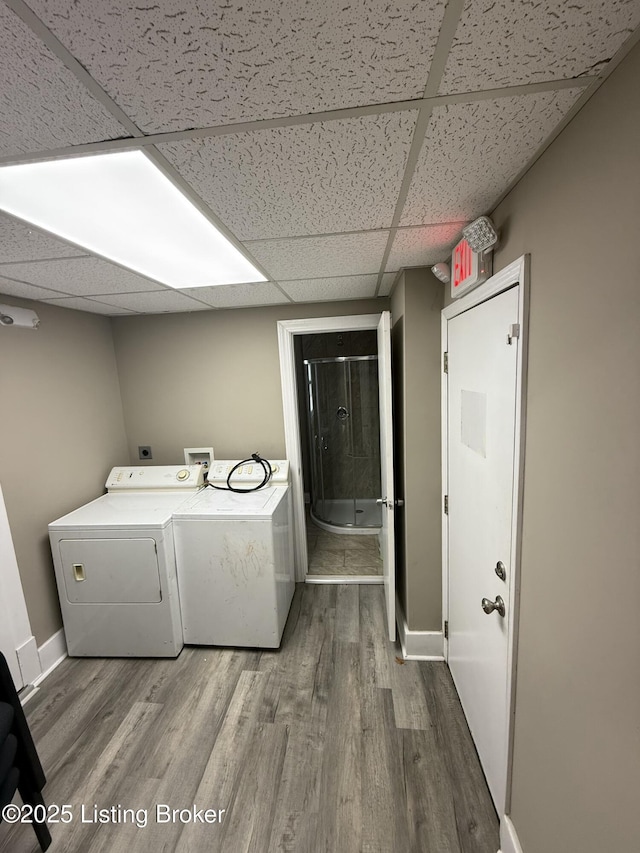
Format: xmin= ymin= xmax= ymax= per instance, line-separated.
xmin=376 ymin=497 xmax=388 ymax=506
xmin=481 ymin=595 xmax=505 ymax=617
xmin=394 ymin=498 xmax=404 ymax=507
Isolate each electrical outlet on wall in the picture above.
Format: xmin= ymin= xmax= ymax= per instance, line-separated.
xmin=138 ymin=446 xmax=152 ymax=460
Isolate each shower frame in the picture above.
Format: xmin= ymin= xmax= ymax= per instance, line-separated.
xmin=303 ymin=354 xmax=381 ymax=533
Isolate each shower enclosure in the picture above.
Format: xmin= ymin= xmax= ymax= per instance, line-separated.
xmin=304 ymin=355 xmax=382 ymax=532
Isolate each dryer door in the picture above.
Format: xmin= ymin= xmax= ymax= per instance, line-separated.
xmin=58 ymin=538 xmax=162 ymax=603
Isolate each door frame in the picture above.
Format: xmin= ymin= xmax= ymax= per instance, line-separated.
xmin=0 ymin=483 xmax=41 ymax=688
xmin=277 ymin=314 xmax=382 ymax=582
xmin=441 ymin=254 xmax=529 ymax=817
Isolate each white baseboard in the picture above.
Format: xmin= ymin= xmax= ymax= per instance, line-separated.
xmin=16 ymin=636 xmax=41 ymax=685
xmin=499 ymin=815 xmax=524 ymax=853
xmin=33 ymin=627 xmax=67 ymax=687
xmin=396 ymin=597 xmax=444 ymax=660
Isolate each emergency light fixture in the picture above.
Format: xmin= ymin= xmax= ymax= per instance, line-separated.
xmin=431 ymin=262 xmax=451 ymax=284
xmin=462 ymin=215 xmax=499 ymax=253
xmin=0 ymin=303 xmax=40 ymax=329
xmin=450 ymin=216 xmax=498 ymax=299
xmin=0 ymin=150 xmax=267 ymax=290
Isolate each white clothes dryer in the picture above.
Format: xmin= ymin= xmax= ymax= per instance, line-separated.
xmin=48 ymin=465 xmax=204 ymax=658
xmin=173 ymin=460 xmax=294 ymax=648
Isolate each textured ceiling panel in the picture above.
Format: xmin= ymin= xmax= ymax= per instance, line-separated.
xmin=0 ymin=214 xmax=86 ymax=263
xmin=378 ymin=272 xmax=399 ymax=297
xmin=85 ymin=290 xmax=211 ymax=313
xmin=386 ymin=223 xmax=467 ymax=271
xmin=40 ymin=296 xmax=136 ymax=314
xmin=182 ymin=282 xmax=287 ymax=308
xmin=401 ymin=89 xmax=584 ymax=227
xmin=159 ymin=112 xmax=418 ymax=241
xmin=0 ymin=277 xmax=65 ymax=301
xmin=0 ymin=257 xmax=165 ymax=296
xmin=246 ymin=232 xmax=390 ymax=280
xmin=0 ymin=4 xmax=127 ymax=157
xmin=439 ymin=0 xmax=640 ymax=95
xmin=279 ymin=275 xmax=378 ymax=303
xmin=30 ymin=0 xmax=446 ymax=133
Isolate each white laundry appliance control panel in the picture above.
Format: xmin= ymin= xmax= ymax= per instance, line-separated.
xmin=106 ymin=465 xmax=205 ymax=491
xmin=208 ymin=460 xmax=289 ymax=485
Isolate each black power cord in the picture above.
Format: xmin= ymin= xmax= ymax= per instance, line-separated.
xmin=208 ymin=453 xmax=273 ymax=493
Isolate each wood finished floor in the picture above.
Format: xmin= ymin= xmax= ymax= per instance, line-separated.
xmin=1 ymin=585 xmax=498 ymax=853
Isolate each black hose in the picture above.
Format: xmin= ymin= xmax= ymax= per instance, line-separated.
xmin=208 ymin=453 xmax=273 ymax=493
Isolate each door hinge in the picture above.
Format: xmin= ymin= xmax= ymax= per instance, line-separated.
xmin=507 ymin=323 xmax=520 ymax=345
xmin=443 ymin=351 xmax=448 ymax=373
xmin=443 ymin=494 xmax=449 ymax=515
xmin=444 ymin=620 xmax=449 ymax=640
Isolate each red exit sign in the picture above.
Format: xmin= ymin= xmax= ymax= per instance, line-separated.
xmin=451 ymin=237 xmax=491 ymax=298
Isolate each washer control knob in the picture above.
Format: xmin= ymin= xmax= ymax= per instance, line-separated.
xmin=177 ymin=469 xmax=190 ymax=481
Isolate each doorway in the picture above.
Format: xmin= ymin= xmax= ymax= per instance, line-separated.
xmin=295 ymin=331 xmax=382 ymax=578
xmin=278 ymin=313 xmax=397 ymax=640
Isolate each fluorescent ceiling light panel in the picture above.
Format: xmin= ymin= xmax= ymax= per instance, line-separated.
xmin=0 ymin=151 xmax=267 ymax=289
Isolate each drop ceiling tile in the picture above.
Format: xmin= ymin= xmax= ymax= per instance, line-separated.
xmin=386 ymin=223 xmax=466 ymax=271
xmin=246 ymin=232 xmax=390 ymax=280
xmin=400 ymin=89 xmax=584 ymax=227
xmin=40 ymin=296 xmax=136 ymax=315
xmin=181 ymin=282 xmax=287 ymax=308
xmin=0 ymin=215 xmax=87 ymax=263
xmin=0 ymin=257 xmax=165 ymax=296
xmin=439 ymin=0 xmax=640 ymax=95
xmin=0 ymin=277 xmax=65 ymax=301
xmin=30 ymin=0 xmax=446 ymax=133
xmin=0 ymin=4 xmax=127 ymax=158
xmin=87 ymin=291 xmax=212 ymax=314
xmin=280 ymin=275 xmax=378 ymax=303
xmin=160 ymin=112 xmax=418 ymax=240
xmin=379 ymin=272 xmax=399 ymax=297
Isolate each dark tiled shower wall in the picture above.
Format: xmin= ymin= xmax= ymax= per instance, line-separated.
xmin=299 ymin=331 xmax=381 ymax=505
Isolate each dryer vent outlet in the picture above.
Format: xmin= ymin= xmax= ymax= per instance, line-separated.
xmin=138 ymin=446 xmax=153 ymax=460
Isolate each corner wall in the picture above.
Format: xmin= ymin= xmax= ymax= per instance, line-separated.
xmin=491 ymin=44 xmax=640 ymax=853
xmin=391 ymin=269 xmax=443 ymax=631
xmin=0 ymin=297 xmax=129 ymax=646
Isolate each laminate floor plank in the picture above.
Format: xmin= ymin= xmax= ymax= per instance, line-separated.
xmin=360 ymin=685 xmax=410 ymax=853
xmin=267 ymin=722 xmax=324 ymax=853
xmin=210 ymin=721 xmax=288 ymax=853
xmin=358 ymin=584 xmax=393 ymax=689
xmin=315 ymin=641 xmax=362 ymax=853
xmin=335 ymin=584 xmax=360 ymax=644
xmin=30 ymin=700 xmax=163 ymax=853
xmin=259 ymin=585 xmax=335 ymax=728
xmin=419 ymin=663 xmax=499 ymax=853
xmin=402 ymin=727 xmax=463 ymax=853
xmin=1 ymin=584 xmax=500 ymax=853
xmin=174 ymin=670 xmax=268 ymax=852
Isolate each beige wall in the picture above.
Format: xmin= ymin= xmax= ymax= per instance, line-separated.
xmin=0 ymin=297 xmax=129 ymax=646
xmin=491 ymin=45 xmax=640 ymax=853
xmin=391 ymin=269 xmax=443 ymax=630
xmin=111 ymin=299 xmax=387 ymax=465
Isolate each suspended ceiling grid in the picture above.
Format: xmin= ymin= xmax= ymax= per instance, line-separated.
xmin=0 ymin=0 xmax=638 ymax=314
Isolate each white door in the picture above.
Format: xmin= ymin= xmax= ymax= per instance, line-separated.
xmin=377 ymin=311 xmax=396 ymax=641
xmin=447 ymin=286 xmax=519 ymax=811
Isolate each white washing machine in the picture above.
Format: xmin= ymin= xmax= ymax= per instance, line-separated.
xmin=48 ymin=465 xmax=204 ymax=658
xmin=173 ymin=460 xmax=294 ymax=648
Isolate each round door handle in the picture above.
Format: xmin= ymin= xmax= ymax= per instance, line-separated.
xmin=481 ymin=595 xmax=506 ymax=617
xmin=394 ymin=498 xmax=404 ymax=507
xmin=376 ymin=498 xmax=387 ymax=506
